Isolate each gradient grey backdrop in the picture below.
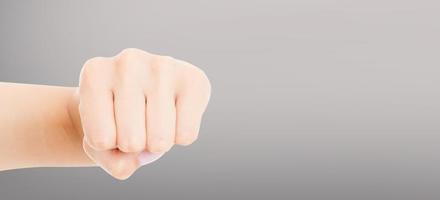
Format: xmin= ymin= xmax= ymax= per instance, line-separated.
xmin=1 ymin=0 xmax=439 ymax=199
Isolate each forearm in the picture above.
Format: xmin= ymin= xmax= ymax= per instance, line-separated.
xmin=0 ymin=82 xmax=93 ymax=170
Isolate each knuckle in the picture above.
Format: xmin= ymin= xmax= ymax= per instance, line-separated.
xmin=199 ymin=69 xmax=212 ymax=96
xmin=192 ymin=67 xmax=211 ymax=87
xmin=114 ymin=49 xmax=152 ymax=86
xmin=176 ymin=135 xmax=198 ymax=146
xmin=118 ymin=139 xmax=145 ymax=153
xmin=83 ymin=57 xmax=106 ymax=67
xmin=86 ymin=135 xmax=114 ymax=151
xmin=79 ymin=57 xmax=113 ymax=89
xmin=81 ymin=57 xmax=109 ymax=77
xmin=119 ymin=48 xmax=145 ymax=57
xmin=151 ymin=56 xmax=175 ymax=75
xmin=117 ymin=48 xmax=150 ymax=65
xmin=145 ymin=56 xmax=177 ymax=92
xmin=148 ymin=138 xmax=173 ymax=153
xmin=181 ymin=64 xmax=211 ymax=94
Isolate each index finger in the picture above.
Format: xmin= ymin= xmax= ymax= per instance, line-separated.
xmin=79 ymin=57 xmax=117 ymax=150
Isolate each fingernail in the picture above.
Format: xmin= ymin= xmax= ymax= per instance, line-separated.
xmin=138 ymin=151 xmax=164 ymax=166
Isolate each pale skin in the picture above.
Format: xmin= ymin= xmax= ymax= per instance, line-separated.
xmin=0 ymin=48 xmax=211 ymax=180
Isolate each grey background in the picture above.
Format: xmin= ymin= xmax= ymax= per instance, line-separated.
xmin=0 ymin=0 xmax=439 ymax=199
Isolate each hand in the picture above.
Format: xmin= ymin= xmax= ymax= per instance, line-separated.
xmin=78 ymin=48 xmax=211 ymax=180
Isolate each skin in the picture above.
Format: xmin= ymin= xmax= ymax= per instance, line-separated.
xmin=0 ymin=48 xmax=211 ymax=180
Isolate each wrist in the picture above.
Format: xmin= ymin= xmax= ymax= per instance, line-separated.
xmin=66 ymin=87 xmax=84 ymax=140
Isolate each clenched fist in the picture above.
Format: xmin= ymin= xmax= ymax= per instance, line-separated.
xmin=78 ymin=48 xmax=211 ymax=179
